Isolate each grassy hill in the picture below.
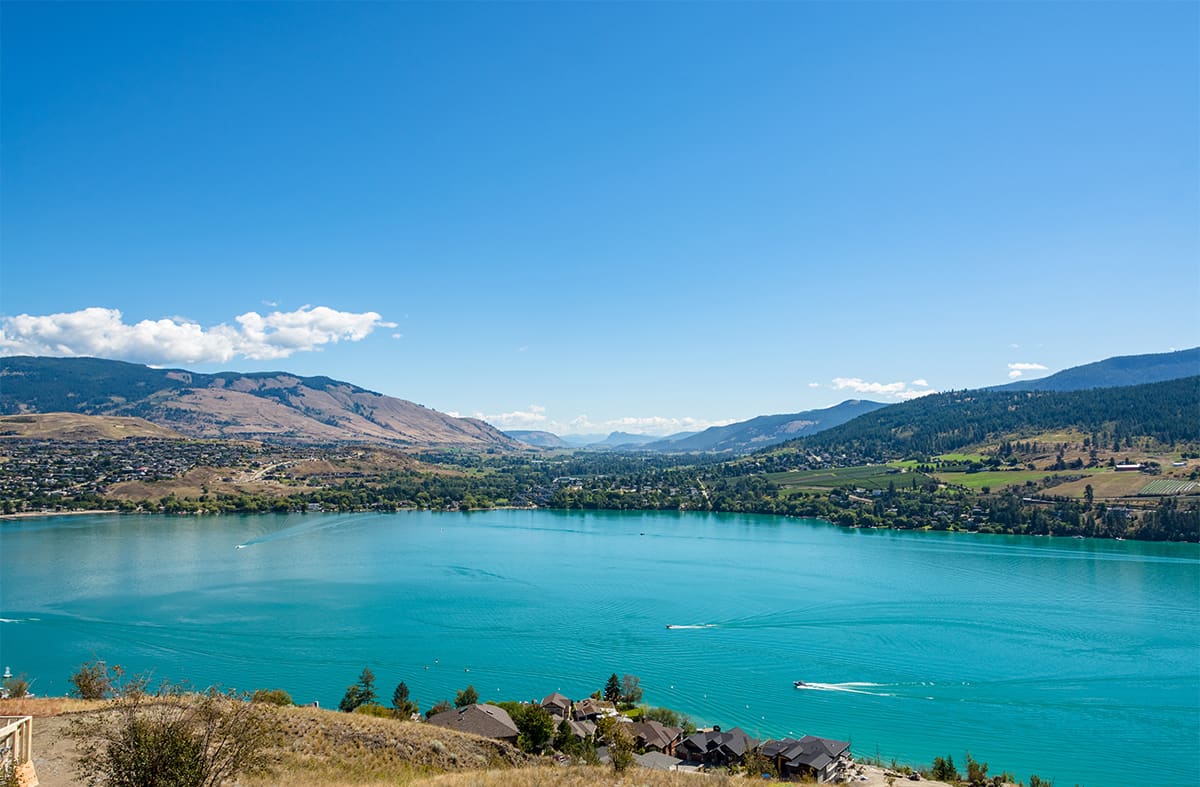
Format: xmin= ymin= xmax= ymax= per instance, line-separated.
xmin=0 ymin=356 xmax=518 ymax=450
xmin=0 ymin=412 xmax=185 ymax=440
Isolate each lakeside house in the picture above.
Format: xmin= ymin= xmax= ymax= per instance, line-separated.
xmin=426 ymin=703 xmax=520 ymax=745
xmin=761 ymin=735 xmax=852 ymax=782
xmin=678 ymin=726 xmax=758 ymax=768
xmin=422 ymin=691 xmax=856 ymax=782
xmin=540 ymin=691 xmax=572 ymax=718
xmin=630 ymin=718 xmax=682 ymax=756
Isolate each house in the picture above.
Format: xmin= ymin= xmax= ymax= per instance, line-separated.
xmin=760 ymin=735 xmax=851 ymax=782
xmin=1115 ymin=463 xmax=1144 ymax=472
xmin=634 ymin=751 xmax=683 ymax=771
xmin=678 ymin=726 xmax=758 ymax=768
xmin=561 ymin=718 xmax=596 ymax=740
xmin=630 ymin=719 xmax=682 ymax=755
xmin=540 ymin=692 xmax=572 ymax=718
xmin=572 ymin=698 xmax=617 ymax=721
xmin=426 ymin=703 xmax=520 ymax=745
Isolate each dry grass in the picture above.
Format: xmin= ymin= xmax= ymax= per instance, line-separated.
xmin=412 ymin=765 xmax=728 ymax=787
xmin=105 ymin=465 xmax=298 ymax=501
xmin=0 ymin=697 xmax=106 ymax=717
xmin=0 ymin=413 xmax=184 ymax=441
xmin=10 ymin=697 xmax=535 ymax=787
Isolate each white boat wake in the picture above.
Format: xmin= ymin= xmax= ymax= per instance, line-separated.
xmin=665 ymin=624 xmax=717 ymax=630
xmin=795 ymin=681 xmax=894 ymax=697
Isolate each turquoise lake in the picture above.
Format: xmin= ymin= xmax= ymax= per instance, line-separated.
xmin=1 ymin=510 xmax=1197 ymax=786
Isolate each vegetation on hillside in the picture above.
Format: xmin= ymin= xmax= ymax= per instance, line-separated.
xmin=773 ymin=376 xmax=1199 ymax=460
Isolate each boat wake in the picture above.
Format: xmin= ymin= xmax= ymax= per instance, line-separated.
xmin=235 ymin=516 xmax=361 ymax=550
xmin=795 ymin=681 xmax=894 ymax=697
xmin=665 ymin=624 xmax=717 ymax=630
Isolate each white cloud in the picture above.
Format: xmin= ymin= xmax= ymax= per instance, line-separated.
xmin=479 ymin=409 xmax=737 ymax=436
xmin=601 ymin=415 xmax=737 ymax=434
xmin=832 ymin=376 xmax=936 ymax=401
xmin=0 ymin=305 xmax=394 ymax=364
xmin=1006 ymin=362 xmax=1048 ymax=380
xmin=808 ymin=382 xmax=821 ymax=388
xmin=477 ymin=405 xmax=548 ymax=429
xmin=568 ymin=415 xmax=598 ymax=432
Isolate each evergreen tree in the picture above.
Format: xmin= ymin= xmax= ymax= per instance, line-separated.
xmin=338 ymin=667 xmax=376 ymax=713
xmin=603 ymin=673 xmax=621 ymax=703
xmin=392 ymin=681 xmax=418 ymax=718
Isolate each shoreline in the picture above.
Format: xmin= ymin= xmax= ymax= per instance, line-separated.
xmin=1 ymin=506 xmax=1179 ymax=544
xmin=0 ymin=509 xmax=122 ymax=521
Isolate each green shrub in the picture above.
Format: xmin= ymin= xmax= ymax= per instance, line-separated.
xmin=251 ymin=688 xmax=293 ymax=706
xmin=70 ymin=660 xmax=118 ymax=700
xmin=352 ymin=703 xmax=394 ymax=718
xmin=68 ymin=685 xmax=277 ymax=787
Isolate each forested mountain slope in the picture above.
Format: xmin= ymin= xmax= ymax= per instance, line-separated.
xmin=773 ymin=376 xmax=1200 ymax=459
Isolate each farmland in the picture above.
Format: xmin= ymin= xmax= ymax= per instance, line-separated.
xmin=765 ymin=464 xmax=932 ymax=492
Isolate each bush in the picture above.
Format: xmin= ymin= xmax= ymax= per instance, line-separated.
xmin=0 ymin=760 xmax=20 ymax=787
xmin=1 ymin=673 xmax=29 ymax=700
xmin=251 ymin=688 xmax=292 ymax=706
xmin=352 ymin=703 xmax=394 ymax=718
xmin=68 ymin=684 xmax=278 ymax=787
xmin=70 ymin=660 xmax=118 ymax=700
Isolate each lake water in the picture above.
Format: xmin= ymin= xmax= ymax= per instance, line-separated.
xmin=2 ymin=510 xmax=1197 ymax=786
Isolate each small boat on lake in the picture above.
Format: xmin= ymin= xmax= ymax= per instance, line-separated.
xmin=794 ymin=680 xmax=807 ymax=688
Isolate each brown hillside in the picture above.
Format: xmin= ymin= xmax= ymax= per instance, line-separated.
xmin=126 ymin=374 xmax=517 ymax=448
xmin=0 ymin=413 xmax=184 ymax=441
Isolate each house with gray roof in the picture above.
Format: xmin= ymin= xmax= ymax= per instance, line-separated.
xmin=630 ymin=719 xmax=682 ymax=756
xmin=678 ymin=726 xmax=758 ymax=768
xmin=426 ymin=703 xmax=520 ymax=745
xmin=760 ymin=735 xmax=851 ymax=782
xmin=540 ymin=691 xmax=572 ymax=718
xmin=634 ymin=751 xmax=683 ymax=771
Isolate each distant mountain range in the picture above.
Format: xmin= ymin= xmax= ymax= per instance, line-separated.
xmin=640 ymin=400 xmax=887 ymax=453
xmin=4 ymin=348 xmax=1195 ymax=453
xmin=0 ymin=356 xmax=518 ymax=449
xmin=507 ymin=401 xmax=886 ymax=454
xmin=504 ymin=430 xmax=570 ymax=449
xmin=991 ymin=347 xmax=1199 ymax=392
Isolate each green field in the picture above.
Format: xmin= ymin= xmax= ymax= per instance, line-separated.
xmin=934 ymin=452 xmax=988 ymax=463
xmin=933 ymin=467 xmax=1105 ymax=490
xmin=766 ymin=465 xmax=932 ymax=492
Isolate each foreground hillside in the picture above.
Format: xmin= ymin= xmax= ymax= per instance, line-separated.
xmin=3 ymin=697 xmax=969 ymax=787
xmin=0 ymin=356 xmax=518 ymax=449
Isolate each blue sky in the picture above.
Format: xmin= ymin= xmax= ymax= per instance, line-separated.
xmin=2 ymin=1 xmax=1197 ymax=435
